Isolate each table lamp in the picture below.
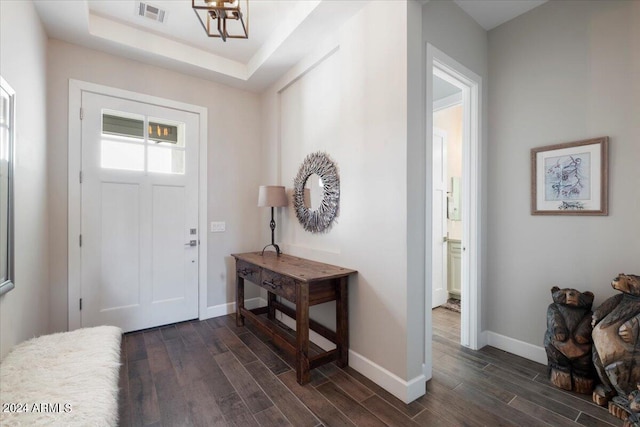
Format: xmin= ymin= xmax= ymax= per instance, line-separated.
xmin=258 ymin=185 xmax=288 ymax=256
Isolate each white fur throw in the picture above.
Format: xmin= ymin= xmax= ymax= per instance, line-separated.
xmin=0 ymin=326 xmax=122 ymax=426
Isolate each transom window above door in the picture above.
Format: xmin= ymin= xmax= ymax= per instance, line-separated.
xmin=101 ymin=110 xmax=185 ymax=174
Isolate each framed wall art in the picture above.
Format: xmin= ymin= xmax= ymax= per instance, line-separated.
xmin=531 ymin=137 xmax=609 ymax=215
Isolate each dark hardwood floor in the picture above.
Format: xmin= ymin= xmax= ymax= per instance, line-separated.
xmin=118 ymin=308 xmax=621 ymax=426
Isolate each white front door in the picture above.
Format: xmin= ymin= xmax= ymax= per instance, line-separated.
xmin=432 ymin=128 xmax=448 ymax=308
xmin=80 ymin=92 xmax=199 ymax=332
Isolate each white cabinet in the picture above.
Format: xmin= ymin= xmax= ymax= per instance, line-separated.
xmin=447 ymin=239 xmax=462 ymax=299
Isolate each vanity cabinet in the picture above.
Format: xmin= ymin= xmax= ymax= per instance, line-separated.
xmin=447 ymin=239 xmax=462 ymax=299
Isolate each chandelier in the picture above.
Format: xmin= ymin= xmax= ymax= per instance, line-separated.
xmin=192 ymin=0 xmax=249 ymax=42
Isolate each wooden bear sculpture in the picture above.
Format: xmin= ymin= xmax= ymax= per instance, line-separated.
xmin=592 ymin=274 xmax=640 ymax=419
xmin=544 ymin=286 xmax=596 ymax=393
xmin=622 ymin=385 xmax=640 ymax=427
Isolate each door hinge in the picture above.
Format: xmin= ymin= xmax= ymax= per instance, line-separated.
xmin=79 ymin=234 xmax=82 ymax=247
xmin=80 ymin=108 xmax=84 ymax=120
xmin=79 ymin=171 xmax=83 ymax=183
xmin=79 ymin=298 xmax=82 ymax=310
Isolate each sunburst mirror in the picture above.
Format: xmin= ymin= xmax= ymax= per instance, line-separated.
xmin=293 ymin=152 xmax=340 ymax=233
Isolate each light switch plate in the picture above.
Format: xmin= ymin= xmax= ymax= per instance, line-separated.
xmin=210 ymin=221 xmax=226 ymax=232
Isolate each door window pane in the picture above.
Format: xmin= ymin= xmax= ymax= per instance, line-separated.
xmin=101 ymin=140 xmax=144 ymax=171
xmin=100 ymin=112 xmax=185 ymax=173
xmin=148 ymin=117 xmax=185 ymax=147
xmin=148 ymin=122 xmax=179 ymax=145
xmin=148 ymin=146 xmax=184 ymax=174
xmin=103 ymin=114 xmax=144 ymax=139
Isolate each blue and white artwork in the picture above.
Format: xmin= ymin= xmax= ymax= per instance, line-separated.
xmin=544 ymin=152 xmax=591 ymax=201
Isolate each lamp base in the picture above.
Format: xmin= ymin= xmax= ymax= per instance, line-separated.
xmin=261 ymin=243 xmax=281 ymax=256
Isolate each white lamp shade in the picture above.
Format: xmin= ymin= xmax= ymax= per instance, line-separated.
xmin=258 ymin=185 xmax=288 ymax=207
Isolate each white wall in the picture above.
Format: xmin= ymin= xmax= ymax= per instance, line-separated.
xmin=487 ymin=0 xmax=640 ymax=349
xmin=262 ymin=0 xmax=417 ymax=400
xmin=0 ymin=0 xmax=50 ymax=359
xmin=47 ymin=40 xmax=263 ymax=332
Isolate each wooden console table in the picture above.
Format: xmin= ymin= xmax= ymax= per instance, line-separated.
xmin=232 ymin=252 xmax=356 ymax=384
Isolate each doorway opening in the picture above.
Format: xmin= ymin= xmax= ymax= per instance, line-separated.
xmin=431 ymin=73 xmax=463 ymax=321
xmin=425 ymin=44 xmax=482 ymax=379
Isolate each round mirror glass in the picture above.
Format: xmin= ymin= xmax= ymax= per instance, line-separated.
xmin=304 ymin=174 xmax=324 ymax=210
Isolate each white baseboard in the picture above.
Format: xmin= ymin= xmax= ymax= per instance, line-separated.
xmin=200 ymin=297 xmax=266 ymax=320
xmin=478 ymin=330 xmax=488 ymax=348
xmin=485 ymin=331 xmax=547 ymax=365
xmin=277 ymin=311 xmax=424 ymax=403
xmin=349 ymin=350 xmax=427 ymax=404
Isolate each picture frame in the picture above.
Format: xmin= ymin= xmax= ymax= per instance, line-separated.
xmin=531 ymin=137 xmax=608 ymax=216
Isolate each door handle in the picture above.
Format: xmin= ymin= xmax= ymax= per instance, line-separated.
xmin=185 ymin=240 xmax=197 ymax=247
xmin=443 ymin=236 xmax=448 ymax=242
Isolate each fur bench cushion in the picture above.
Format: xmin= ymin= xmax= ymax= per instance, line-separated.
xmin=0 ymin=326 xmax=122 ymax=426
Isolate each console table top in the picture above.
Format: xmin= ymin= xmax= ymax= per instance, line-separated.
xmin=232 ymin=252 xmax=356 ymax=283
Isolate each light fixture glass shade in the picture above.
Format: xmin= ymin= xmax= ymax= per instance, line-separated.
xmin=258 ymin=185 xmax=288 ymax=207
xmin=192 ymin=0 xmax=248 ymax=41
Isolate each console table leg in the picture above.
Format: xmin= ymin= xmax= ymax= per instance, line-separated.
xmin=336 ymin=276 xmax=349 ymax=367
xmin=267 ymin=292 xmax=276 ymax=320
xmin=296 ymin=282 xmax=310 ymax=384
xmin=236 ymin=276 xmax=245 ymax=327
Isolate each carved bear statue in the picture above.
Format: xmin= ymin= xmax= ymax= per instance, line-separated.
xmin=592 ymin=274 xmax=640 ymax=419
xmin=622 ymin=385 xmax=640 ymax=427
xmin=544 ymin=286 xmax=595 ymax=394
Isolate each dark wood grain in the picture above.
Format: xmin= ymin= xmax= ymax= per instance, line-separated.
xmin=213 ymin=324 xmax=258 ymax=365
xmin=232 ymin=252 xmax=356 ymax=283
xmin=233 ymin=252 xmax=356 ymax=385
xmin=317 ymin=362 xmax=374 ymax=402
xmin=192 ymin=319 xmax=229 ymax=355
xmin=176 ymin=321 xmax=203 ymax=347
xmin=159 ymin=325 xmax=180 ymax=341
xmin=214 ymin=351 xmax=273 ymax=414
xmin=336 ymin=276 xmax=349 ymax=368
xmin=341 ymin=366 xmax=427 ymax=418
xmin=508 ymin=396 xmax=582 ymax=427
xmin=316 ymin=381 xmax=387 ymax=427
xmin=237 ymin=331 xmax=291 ymax=375
xmin=278 ymin=370 xmax=356 ymax=427
xmin=253 ymin=405 xmax=292 ymax=427
xmin=183 ymin=378 xmax=227 ymax=427
xmin=118 ymin=338 xmax=132 ymax=427
xmin=125 ymin=332 xmax=147 ymax=362
xmin=361 ymin=394 xmax=422 ymax=427
xmin=153 ymin=367 xmax=192 ymax=426
xmin=128 ymin=358 xmax=161 ymax=426
xmin=119 ymin=308 xmax=621 ymax=427
xmin=296 ymin=280 xmax=310 ymax=384
xmin=215 ymin=391 xmax=259 ymax=427
xmin=244 ymin=360 xmax=319 ymax=427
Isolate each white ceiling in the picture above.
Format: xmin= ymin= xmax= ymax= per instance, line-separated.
xmin=434 ymin=75 xmax=461 ymax=102
xmin=453 ymin=0 xmax=547 ymax=31
xmin=33 ymin=0 xmax=547 ymax=92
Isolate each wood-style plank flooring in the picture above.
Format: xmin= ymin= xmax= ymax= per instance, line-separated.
xmin=118 ymin=309 xmax=621 ymax=426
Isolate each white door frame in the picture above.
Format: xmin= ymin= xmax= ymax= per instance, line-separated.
xmin=425 ymin=44 xmax=482 ymax=354
xmin=67 ymin=79 xmax=208 ymax=331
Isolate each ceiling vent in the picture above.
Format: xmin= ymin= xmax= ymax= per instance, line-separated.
xmin=137 ymin=2 xmax=166 ymax=23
